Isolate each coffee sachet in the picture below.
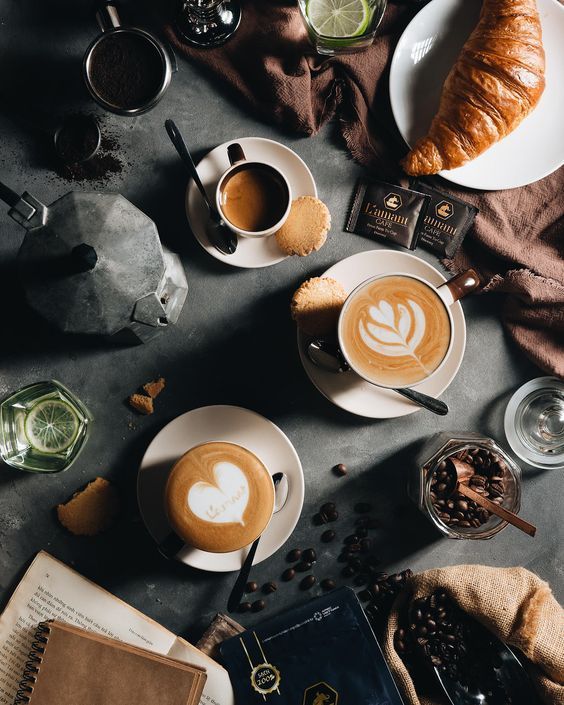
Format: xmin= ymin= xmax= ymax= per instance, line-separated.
xmin=220 ymin=587 xmax=405 ymax=705
xmin=412 ymin=179 xmax=478 ymax=258
xmin=346 ymin=179 xmax=430 ymax=250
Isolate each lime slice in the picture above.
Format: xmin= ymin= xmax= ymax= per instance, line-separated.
xmin=24 ymin=399 xmax=79 ymax=454
xmin=306 ymin=0 xmax=370 ymax=38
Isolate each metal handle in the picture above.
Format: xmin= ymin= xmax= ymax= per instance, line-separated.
xmin=227 ymin=143 xmax=246 ymax=165
xmin=0 ymin=180 xmax=21 ymax=209
xmin=96 ymin=1 xmax=122 ymax=32
xmin=394 ymin=387 xmax=449 ymax=415
xmin=165 ymin=119 xmax=214 ymax=211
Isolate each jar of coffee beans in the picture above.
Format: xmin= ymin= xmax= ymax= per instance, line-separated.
xmin=409 ymin=432 xmax=522 ymax=539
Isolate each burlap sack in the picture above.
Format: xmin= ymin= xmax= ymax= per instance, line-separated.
xmin=384 ymin=566 xmax=564 ymax=705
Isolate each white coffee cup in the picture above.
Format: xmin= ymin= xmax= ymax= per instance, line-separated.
xmin=215 ymin=142 xmax=292 ymax=239
xmin=338 ymin=269 xmax=479 ymax=389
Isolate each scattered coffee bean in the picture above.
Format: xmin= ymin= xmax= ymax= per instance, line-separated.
xmin=347 ymin=543 xmax=361 ymax=553
xmin=262 ymin=581 xmax=277 ymax=594
xmin=333 ymin=463 xmax=347 ymax=477
xmin=300 ymin=575 xmax=316 ymax=590
xmin=321 ymin=529 xmax=336 ymax=543
xmin=354 ymin=502 xmax=372 ymax=513
xmin=286 ymin=548 xmax=302 ymax=563
xmin=245 ymin=581 xmax=258 ymax=593
xmin=239 ymin=602 xmax=252 ymax=613
xmin=341 ymin=565 xmax=355 ymax=578
xmin=364 ymin=569 xmax=413 ymax=635
xmin=302 ymin=548 xmax=317 ymax=564
xmin=321 ymin=502 xmax=336 ymax=514
xmin=326 ymin=509 xmax=339 ymax=522
xmin=321 ymin=578 xmax=336 ymax=591
xmin=295 ymin=561 xmax=312 ymax=572
xmin=282 ymin=568 xmax=296 ymax=582
xmin=344 ymin=534 xmax=359 ymax=545
xmin=251 ymin=599 xmax=266 ymax=612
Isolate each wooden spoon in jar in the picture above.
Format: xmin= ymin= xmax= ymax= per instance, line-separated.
xmin=446 ymin=457 xmax=536 ymax=537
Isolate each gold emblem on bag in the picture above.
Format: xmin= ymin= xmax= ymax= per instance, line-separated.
xmin=240 ymin=633 xmax=281 ymax=699
xmin=384 ymin=193 xmax=402 ymax=210
xmin=436 ymin=200 xmax=454 ymax=220
xmin=303 ymin=681 xmax=339 ymax=705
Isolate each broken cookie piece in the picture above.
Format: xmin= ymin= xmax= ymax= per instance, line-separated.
xmin=143 ymin=377 xmax=166 ymax=399
xmin=57 ymin=477 xmax=120 ymax=536
xmin=129 ymin=393 xmax=154 ymax=415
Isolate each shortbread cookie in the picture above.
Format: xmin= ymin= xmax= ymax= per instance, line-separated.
xmin=275 ymin=196 xmax=331 ymax=256
xmin=57 ymin=477 xmax=120 ymax=536
xmin=143 ymin=377 xmax=166 ymax=399
xmin=291 ymin=277 xmax=347 ymax=337
xmin=129 ymin=393 xmax=153 ymax=415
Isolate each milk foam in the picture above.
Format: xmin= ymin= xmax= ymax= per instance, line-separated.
xmin=187 ymin=461 xmax=249 ymax=525
xmin=359 ymin=298 xmax=429 ymax=372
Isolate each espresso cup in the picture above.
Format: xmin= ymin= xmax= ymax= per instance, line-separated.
xmin=215 ymin=143 xmax=291 ymax=238
xmin=164 ymin=440 xmax=275 ymax=553
xmin=338 ymin=270 xmax=479 ymax=390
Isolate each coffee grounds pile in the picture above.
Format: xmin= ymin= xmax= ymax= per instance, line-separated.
xmin=395 ymin=592 xmax=517 ymax=702
xmin=56 ymin=115 xmax=99 ymax=163
xmin=55 ymin=132 xmax=123 ymax=184
xmin=89 ymin=33 xmax=163 ymax=109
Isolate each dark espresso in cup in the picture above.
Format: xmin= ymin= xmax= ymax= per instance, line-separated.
xmin=220 ymin=164 xmax=288 ymax=232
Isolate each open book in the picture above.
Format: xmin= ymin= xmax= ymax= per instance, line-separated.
xmin=0 ymin=552 xmax=234 ymax=705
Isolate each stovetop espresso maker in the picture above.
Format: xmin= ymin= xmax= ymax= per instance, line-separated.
xmin=0 ymin=181 xmax=188 ymax=343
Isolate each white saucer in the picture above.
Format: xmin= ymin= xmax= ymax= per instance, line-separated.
xmin=298 ymin=250 xmax=466 ymax=418
xmin=137 ymin=405 xmax=305 ymax=572
xmin=390 ymin=0 xmax=564 ymax=190
xmin=185 ymin=137 xmax=317 ymax=268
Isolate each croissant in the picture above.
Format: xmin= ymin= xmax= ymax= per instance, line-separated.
xmin=401 ymin=0 xmax=545 ymax=176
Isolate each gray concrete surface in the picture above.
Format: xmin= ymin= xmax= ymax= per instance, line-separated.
xmin=0 ymin=0 xmax=561 ymax=646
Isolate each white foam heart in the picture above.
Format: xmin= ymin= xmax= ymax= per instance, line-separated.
xmin=187 ymin=461 xmax=249 ymax=525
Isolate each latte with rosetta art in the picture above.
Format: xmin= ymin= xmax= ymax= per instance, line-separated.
xmin=340 ymin=275 xmax=451 ymax=387
xmin=165 ymin=442 xmax=274 ymax=553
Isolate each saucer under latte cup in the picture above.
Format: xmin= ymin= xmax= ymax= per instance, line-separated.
xmin=164 ymin=441 xmax=275 ymax=553
xmin=215 ymin=142 xmax=291 ymax=238
xmin=338 ymin=270 xmax=479 ymax=390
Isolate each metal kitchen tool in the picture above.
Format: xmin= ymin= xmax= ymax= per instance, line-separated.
xmin=0 ymin=180 xmax=188 ymax=343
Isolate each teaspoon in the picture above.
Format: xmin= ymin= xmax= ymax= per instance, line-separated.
xmin=165 ymin=118 xmax=237 ymax=255
xmin=227 ymin=472 xmax=285 ymax=613
xmin=307 ymin=338 xmax=449 ymax=416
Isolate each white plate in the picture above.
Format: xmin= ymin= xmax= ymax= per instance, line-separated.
xmin=298 ymin=250 xmax=466 ymax=418
xmin=137 ymin=405 xmax=305 ymax=572
xmin=185 ymin=137 xmax=317 ymax=268
xmin=390 ymin=0 xmax=564 ymax=190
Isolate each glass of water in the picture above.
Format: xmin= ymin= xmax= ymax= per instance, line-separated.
xmin=504 ymin=377 xmax=564 ymax=470
xmin=298 ymin=0 xmax=387 ymax=55
xmin=0 ymin=380 xmax=92 ymax=473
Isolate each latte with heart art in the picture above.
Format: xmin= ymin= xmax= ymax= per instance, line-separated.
xmin=165 ymin=441 xmax=275 ymax=553
xmin=339 ymin=275 xmax=451 ymax=388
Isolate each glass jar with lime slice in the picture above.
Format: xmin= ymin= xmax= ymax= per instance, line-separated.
xmin=0 ymin=381 xmax=92 ymax=473
xmin=299 ymin=0 xmax=387 ymax=55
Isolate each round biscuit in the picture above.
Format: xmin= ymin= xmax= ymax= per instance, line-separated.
xmin=291 ymin=276 xmax=347 ymax=337
xmin=276 ymin=196 xmax=331 ymax=257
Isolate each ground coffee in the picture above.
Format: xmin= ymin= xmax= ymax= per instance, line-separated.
xmin=89 ymin=32 xmax=164 ymax=110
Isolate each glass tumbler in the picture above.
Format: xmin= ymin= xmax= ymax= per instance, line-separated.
xmin=409 ymin=432 xmax=522 ymax=540
xmin=298 ymin=0 xmax=387 ymax=55
xmin=0 ymin=380 xmax=92 ymax=473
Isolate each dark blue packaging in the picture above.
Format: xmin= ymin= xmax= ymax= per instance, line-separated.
xmin=220 ymin=587 xmax=406 ymax=705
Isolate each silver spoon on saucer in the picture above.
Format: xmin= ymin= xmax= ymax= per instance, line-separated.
xmin=307 ymin=338 xmax=449 ymax=416
xmin=227 ymin=472 xmax=286 ymax=613
xmin=165 ymin=118 xmax=237 ymax=256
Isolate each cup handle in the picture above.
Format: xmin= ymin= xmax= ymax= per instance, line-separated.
xmin=436 ymin=269 xmax=480 ymax=306
xmin=227 ymin=143 xmax=246 ymax=166
xmin=96 ymin=1 xmax=122 ymax=32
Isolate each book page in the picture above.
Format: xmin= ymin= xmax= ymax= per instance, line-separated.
xmin=0 ymin=552 xmax=233 ymax=705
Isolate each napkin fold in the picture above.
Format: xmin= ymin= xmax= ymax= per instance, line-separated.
xmin=165 ymin=0 xmax=564 ymax=376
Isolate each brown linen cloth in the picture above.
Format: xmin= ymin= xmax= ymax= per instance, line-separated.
xmin=384 ymin=566 xmax=564 ymax=705
xmin=165 ymin=1 xmax=564 ymax=376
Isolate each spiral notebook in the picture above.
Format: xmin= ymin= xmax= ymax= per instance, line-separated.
xmin=14 ymin=620 xmax=207 ymax=705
